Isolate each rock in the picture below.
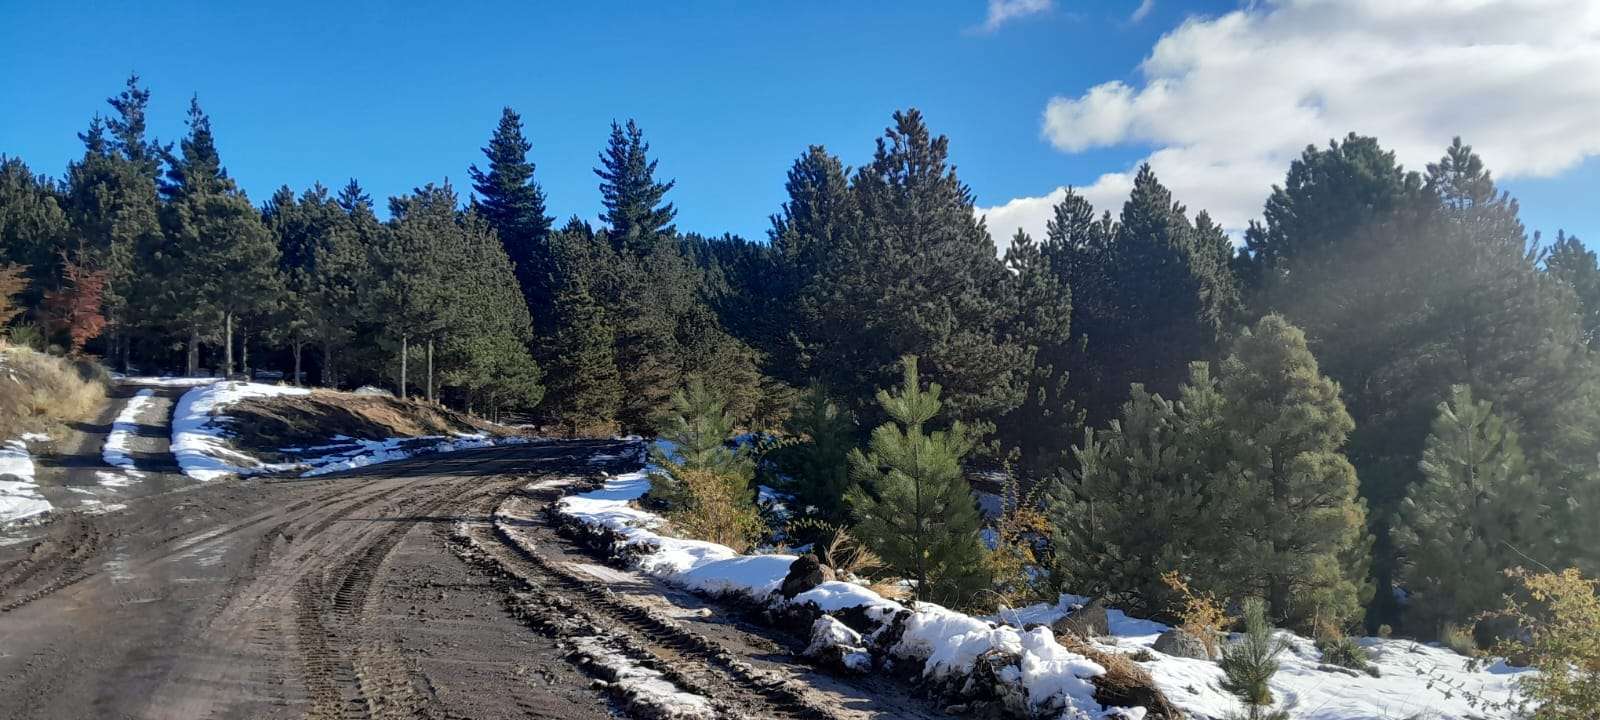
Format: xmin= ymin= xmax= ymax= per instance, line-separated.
xmin=1051 ymin=597 xmax=1111 ymax=639
xmin=1152 ymin=628 xmax=1213 ymax=660
xmin=779 ymin=554 xmax=836 ymax=599
xmin=804 ymin=616 xmax=871 ymax=674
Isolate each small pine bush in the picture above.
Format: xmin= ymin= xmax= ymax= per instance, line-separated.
xmin=1315 ymin=635 xmax=1372 ymax=672
xmin=1220 ymin=598 xmax=1291 ymax=708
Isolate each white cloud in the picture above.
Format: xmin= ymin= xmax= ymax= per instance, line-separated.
xmin=976 ymin=0 xmax=1054 ymax=34
xmin=1131 ymin=0 xmax=1155 ymax=23
xmin=981 ymin=0 xmax=1600 ymax=250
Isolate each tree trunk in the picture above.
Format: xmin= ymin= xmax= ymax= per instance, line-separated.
xmin=426 ymin=338 xmax=435 ymax=404
xmin=293 ymin=341 xmax=304 ymax=386
xmin=240 ymin=324 xmax=250 ymax=379
xmin=186 ymin=327 xmax=200 ymax=376
xmin=321 ymin=340 xmax=335 ymax=388
xmin=223 ymin=313 xmax=235 ymax=378
xmin=400 ymin=335 xmax=409 ymax=400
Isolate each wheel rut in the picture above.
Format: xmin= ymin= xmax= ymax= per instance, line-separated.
xmin=451 ymin=484 xmax=849 ymax=720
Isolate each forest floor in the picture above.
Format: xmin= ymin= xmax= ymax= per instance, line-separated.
xmin=0 ymin=390 xmax=942 ymax=719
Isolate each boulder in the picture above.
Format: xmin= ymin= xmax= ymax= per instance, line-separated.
xmin=1051 ymin=597 xmax=1111 ymax=639
xmin=1152 ymin=628 xmax=1212 ymax=660
xmin=779 ymin=554 xmax=836 ymax=599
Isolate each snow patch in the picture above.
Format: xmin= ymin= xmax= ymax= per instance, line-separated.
xmin=102 ymin=388 xmax=155 ymax=476
xmin=0 ymin=438 xmax=50 ymax=524
xmin=172 ymin=381 xmax=311 ymax=481
xmin=565 ymin=636 xmax=716 ymax=719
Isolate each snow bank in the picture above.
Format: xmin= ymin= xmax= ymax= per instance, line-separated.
xmin=0 ymin=437 xmax=51 ymax=524
xmin=102 ymin=388 xmax=155 ymax=476
xmin=995 ymin=595 xmax=1530 ymax=720
xmin=550 ymin=446 xmax=1128 ymax=718
xmin=171 ymin=381 xmax=310 ymax=481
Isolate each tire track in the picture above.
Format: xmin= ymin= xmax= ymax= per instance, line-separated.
xmin=292 ymin=476 xmax=515 ymax=720
xmin=451 ymin=487 xmax=845 ymax=720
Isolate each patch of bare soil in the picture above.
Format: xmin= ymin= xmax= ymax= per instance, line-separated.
xmin=226 ymin=389 xmax=514 ymax=453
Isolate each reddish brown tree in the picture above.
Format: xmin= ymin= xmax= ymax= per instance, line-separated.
xmin=0 ymin=263 xmax=26 ymax=328
xmin=43 ymin=256 xmax=108 ymax=356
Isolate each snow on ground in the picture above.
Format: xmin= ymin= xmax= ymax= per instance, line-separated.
xmin=565 ymin=635 xmax=717 ymax=719
xmin=171 ymin=381 xmax=311 ymax=481
xmin=988 ymin=595 xmax=1530 ymax=719
xmin=171 ymin=381 xmax=535 ymax=481
xmin=553 ymin=443 xmax=1534 ymax=720
xmin=0 ymin=437 xmax=51 ymax=524
xmin=115 ymin=375 xmax=223 ymax=387
xmin=102 ymin=388 xmax=155 ymax=478
xmin=551 ymin=443 xmax=1129 ymax=719
xmin=297 ymin=434 xmax=532 ymax=476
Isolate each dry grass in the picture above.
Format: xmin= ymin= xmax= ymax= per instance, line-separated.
xmin=1057 ymin=633 xmax=1184 ymax=718
xmin=226 ymin=390 xmax=508 ymax=451
xmin=0 ymin=344 xmax=108 ymax=439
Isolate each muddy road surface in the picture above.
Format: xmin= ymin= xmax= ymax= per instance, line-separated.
xmin=0 ymin=440 xmax=942 ymax=720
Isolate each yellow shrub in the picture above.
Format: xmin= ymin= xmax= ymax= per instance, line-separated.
xmin=663 ymin=467 xmax=767 ymax=553
xmin=1162 ymin=570 xmax=1229 ymax=658
xmin=984 ymin=474 xmax=1053 ymax=607
xmin=1494 ymin=568 xmax=1600 ymax=719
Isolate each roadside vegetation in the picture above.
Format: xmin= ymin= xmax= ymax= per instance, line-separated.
xmin=0 ymin=343 xmax=107 ymax=440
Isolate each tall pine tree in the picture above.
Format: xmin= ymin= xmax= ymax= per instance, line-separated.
xmin=469 ymin=107 xmax=554 ymax=337
xmin=596 ymin=119 xmax=676 ymax=256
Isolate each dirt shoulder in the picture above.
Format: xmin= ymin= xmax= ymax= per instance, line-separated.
xmin=226 ymin=389 xmax=515 ymax=455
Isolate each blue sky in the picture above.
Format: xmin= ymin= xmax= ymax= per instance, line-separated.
xmin=2 ymin=1 xmax=1594 ymax=247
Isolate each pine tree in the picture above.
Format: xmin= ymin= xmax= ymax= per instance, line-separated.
xmin=1246 ymin=136 xmax=1596 ymax=627
xmin=0 ymin=157 xmax=71 ymax=307
xmin=1392 ymin=386 xmax=1548 ymax=634
xmin=437 ymin=208 xmax=543 ymax=413
xmin=812 ymin=110 xmax=1030 ymax=431
xmin=998 ymin=229 xmax=1081 ymax=480
xmin=1053 ymin=315 xmax=1368 ymax=628
xmin=1052 ymin=378 xmax=1221 ymax=615
xmin=1213 ymin=315 xmax=1370 ymax=626
xmin=374 ymin=183 xmax=461 ymax=398
xmin=63 ymin=76 xmax=167 ymax=369
xmin=264 ymin=183 xmax=370 ymax=385
xmin=771 ymin=386 xmax=857 ymax=521
xmin=766 ymin=146 xmax=857 ymax=385
xmin=1243 ymin=133 xmax=1425 ymax=289
xmin=469 ymin=107 xmax=554 ymax=334
xmin=1545 ymin=231 xmax=1600 ymax=349
xmin=543 ymin=218 xmax=624 ymax=432
xmin=157 ymin=96 xmax=281 ymax=376
xmin=1075 ymin=165 xmax=1240 ymax=422
xmin=1219 ymin=598 xmax=1292 ymax=715
xmin=596 ymin=119 xmax=676 ymax=256
xmin=648 ymin=378 xmax=755 ymax=509
xmin=846 ymin=356 xmax=989 ymax=607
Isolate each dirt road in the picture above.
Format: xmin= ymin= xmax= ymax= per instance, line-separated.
xmin=0 ymin=439 xmax=942 ymax=719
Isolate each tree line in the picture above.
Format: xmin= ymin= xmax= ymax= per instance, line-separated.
xmin=3 ymin=75 xmax=1598 ymax=640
